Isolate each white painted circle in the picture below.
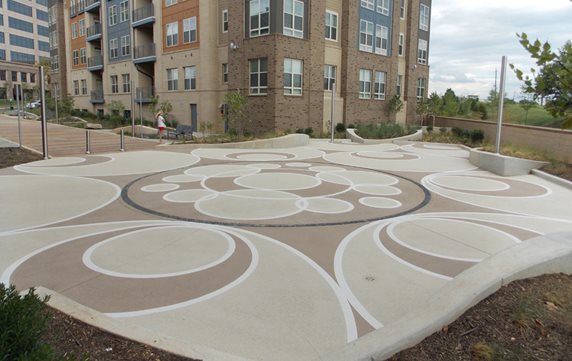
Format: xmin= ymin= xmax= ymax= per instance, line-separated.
xmin=285 ymin=162 xmax=312 ymax=168
xmin=185 ymin=164 xmax=259 ymax=178
xmin=84 ymin=226 xmax=235 ymax=278
xmin=141 ymin=183 xmax=180 ymax=192
xmin=235 ymin=172 xmax=321 ymax=191
xmin=302 ymin=198 xmax=354 ymax=214
xmin=431 ymin=175 xmax=510 ymax=192
xmin=357 ymin=151 xmax=404 ymax=159
xmin=423 ymin=144 xmax=461 ymax=150
xmin=319 ymin=171 xmax=398 ymax=186
xmin=162 ymin=174 xmax=204 ymax=183
xmin=236 ymin=153 xmax=289 ymax=161
xmin=26 ymin=157 xmax=87 ymax=166
xmin=247 ymin=163 xmax=282 ymax=170
xmin=309 ymin=166 xmax=346 ymax=173
xmin=359 ymin=197 xmax=402 ymax=209
xmin=317 ymin=172 xmax=352 ymax=186
xmin=164 ymin=189 xmax=217 ymax=203
xmin=354 ymin=184 xmax=402 ymax=196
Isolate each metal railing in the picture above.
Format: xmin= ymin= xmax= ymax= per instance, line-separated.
xmin=85 ymin=0 xmax=101 ymax=10
xmin=133 ymin=3 xmax=154 ymax=23
xmin=134 ymin=86 xmax=155 ymax=102
xmin=133 ymin=43 xmax=156 ymax=60
xmin=86 ymin=23 xmax=102 ymax=39
xmin=87 ymin=54 xmax=103 ymax=68
xmin=90 ymin=88 xmax=104 ymax=103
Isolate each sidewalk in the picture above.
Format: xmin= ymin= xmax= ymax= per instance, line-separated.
xmin=0 ymin=114 xmax=159 ymax=157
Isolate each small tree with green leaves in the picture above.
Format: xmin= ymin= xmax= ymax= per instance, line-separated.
xmin=388 ymin=95 xmax=404 ymax=115
xmin=224 ymin=90 xmax=249 ymax=140
xmin=416 ymin=98 xmax=430 ymax=126
xmin=107 ymin=100 xmax=125 ymax=117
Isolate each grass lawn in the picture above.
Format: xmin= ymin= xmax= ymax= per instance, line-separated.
xmin=486 ymin=103 xmax=564 ymax=128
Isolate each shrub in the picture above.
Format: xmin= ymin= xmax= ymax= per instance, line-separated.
xmin=335 ymin=123 xmax=346 ymax=133
xmin=347 ymin=123 xmax=356 ymax=129
xmin=426 ymin=126 xmax=434 ymax=133
xmin=470 ymin=129 xmax=485 ymax=143
xmin=304 ymin=127 xmax=314 ymax=135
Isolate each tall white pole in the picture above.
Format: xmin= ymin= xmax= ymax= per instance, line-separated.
xmin=39 ymin=66 xmax=48 ymax=159
xmin=495 ymin=56 xmax=507 ymax=154
xmin=54 ymin=84 xmax=59 ymax=124
xmin=16 ymin=84 xmax=22 ymax=148
xmin=130 ymin=80 xmax=135 ymax=137
xmin=330 ymin=81 xmax=335 ymax=143
xmin=138 ymin=88 xmax=143 ymax=138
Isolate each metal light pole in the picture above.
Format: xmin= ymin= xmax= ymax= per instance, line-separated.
xmin=138 ymin=88 xmax=143 ymax=138
xmin=495 ymin=56 xmax=507 ymax=154
xmin=39 ymin=66 xmax=49 ymax=159
xmin=16 ymin=84 xmax=22 ymax=148
xmin=130 ymin=80 xmax=135 ymax=137
xmin=54 ymin=84 xmax=59 ymax=124
xmin=330 ymin=81 xmax=336 ymax=143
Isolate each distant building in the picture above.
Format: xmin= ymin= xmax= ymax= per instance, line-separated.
xmin=0 ymin=0 xmax=50 ymax=101
xmin=54 ymin=0 xmax=432 ymax=132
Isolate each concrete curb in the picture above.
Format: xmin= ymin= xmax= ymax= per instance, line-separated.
xmin=35 ymin=287 xmax=252 ymax=361
xmin=532 ymin=169 xmax=572 ymax=190
xmin=469 ymin=148 xmax=548 ymax=176
xmin=210 ymin=133 xmax=310 ymax=149
xmin=317 ymin=232 xmax=572 ymax=361
xmin=346 ymin=128 xmax=423 ymax=144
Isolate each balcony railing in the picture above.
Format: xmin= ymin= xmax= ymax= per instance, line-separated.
xmin=90 ymin=88 xmax=104 ymax=104
xmin=86 ymin=23 xmax=102 ymax=41
xmin=132 ymin=3 xmax=155 ymax=27
xmin=85 ymin=0 xmax=101 ymax=12
xmin=87 ymin=54 xmax=103 ymax=70
xmin=134 ymin=86 xmax=155 ymax=103
xmin=133 ymin=43 xmax=156 ymax=63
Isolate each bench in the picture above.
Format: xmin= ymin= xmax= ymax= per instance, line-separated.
xmin=172 ymin=124 xmax=194 ymax=141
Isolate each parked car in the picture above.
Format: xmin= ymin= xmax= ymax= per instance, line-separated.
xmin=25 ymin=100 xmax=41 ymax=109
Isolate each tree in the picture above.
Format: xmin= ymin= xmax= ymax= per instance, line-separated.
xmin=107 ymin=100 xmax=125 ymax=116
xmin=388 ymin=95 xmax=404 ymax=114
xmin=519 ymin=99 xmax=536 ymax=124
xmin=415 ymin=98 xmax=430 ymax=125
xmin=224 ymin=90 xmax=249 ymax=139
xmin=440 ymin=88 xmax=460 ymax=116
xmin=511 ymin=33 xmax=572 ymax=128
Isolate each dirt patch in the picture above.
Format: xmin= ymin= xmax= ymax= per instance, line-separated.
xmin=42 ymin=307 xmax=199 ymax=361
xmin=0 ymin=147 xmax=43 ymax=169
xmin=542 ymin=162 xmax=572 ymax=182
xmin=390 ymin=273 xmax=572 ymax=361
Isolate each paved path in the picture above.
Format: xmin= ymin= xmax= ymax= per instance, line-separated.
xmin=0 ymin=114 xmax=158 ymax=157
xmin=1 ymin=139 xmax=571 ymax=360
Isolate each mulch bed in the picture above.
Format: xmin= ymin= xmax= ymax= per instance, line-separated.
xmin=0 ymin=147 xmax=43 ymax=169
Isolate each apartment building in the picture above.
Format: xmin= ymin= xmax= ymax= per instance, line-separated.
xmin=0 ymin=0 xmax=50 ymax=101
xmin=48 ymin=0 xmax=68 ymax=97
xmin=56 ymin=0 xmax=431 ymax=132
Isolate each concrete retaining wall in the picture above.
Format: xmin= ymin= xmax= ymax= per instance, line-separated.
xmin=346 ymin=128 xmax=423 ymax=144
xmin=469 ymin=148 xmax=548 ymax=176
xmin=434 ymin=117 xmax=572 ymax=162
xmin=215 ymin=134 xmax=310 ymax=149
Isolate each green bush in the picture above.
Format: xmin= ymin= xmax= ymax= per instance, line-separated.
xmin=347 ymin=123 xmax=356 ymax=128
xmin=355 ymin=123 xmax=414 ymax=139
xmin=335 ymin=123 xmax=346 ymax=133
xmin=304 ymin=127 xmax=314 ymax=136
xmin=295 ymin=128 xmax=304 ymax=134
xmin=426 ymin=126 xmax=433 ymax=133
xmin=470 ymin=129 xmax=485 ymax=143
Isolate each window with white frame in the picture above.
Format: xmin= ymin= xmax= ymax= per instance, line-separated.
xmin=111 ymin=75 xmax=118 ymax=93
xmin=417 ymin=78 xmax=426 ymax=100
xmin=375 ymin=25 xmax=388 ymax=55
xmin=167 ymin=68 xmax=178 ymax=90
xmin=80 ymin=47 xmax=86 ymax=64
xmin=419 ymin=4 xmax=429 ymax=31
xmin=398 ymin=33 xmax=405 ymax=56
xmin=73 ymin=49 xmax=79 ymax=65
xmin=108 ymin=5 xmax=117 ymax=26
xmin=359 ymin=69 xmax=372 ymax=99
xmin=325 ymin=10 xmax=337 ymax=41
xmin=109 ymin=38 xmax=118 ymax=58
xmin=71 ymin=23 xmax=78 ymax=39
xmin=184 ymin=66 xmax=196 ymax=90
xmin=377 ymin=0 xmax=390 ymax=15
xmin=361 ymin=0 xmax=374 ymax=10
xmin=81 ymin=79 xmax=87 ymax=95
xmin=183 ymin=17 xmax=197 ymax=43
xmin=374 ymin=71 xmax=386 ymax=100
xmin=222 ymin=9 xmax=228 ymax=33
xmin=284 ymin=0 xmax=304 ymax=38
xmin=284 ymin=58 xmax=303 ymax=95
xmin=121 ymin=35 xmax=130 ymax=56
xmin=418 ymin=39 xmax=428 ymax=64
xmin=222 ymin=63 xmax=228 ymax=83
xmin=166 ymin=22 xmax=178 ymax=47
xmin=399 ymin=0 xmax=405 ymax=19
xmin=73 ymin=80 xmax=79 ymax=95
xmin=51 ymin=55 xmax=59 ymax=71
xmin=249 ymin=58 xmax=268 ymax=95
xmin=324 ymin=64 xmax=336 ymax=91
xmin=165 ymin=0 xmax=177 ymax=6
xmin=359 ymin=20 xmax=373 ymax=52
xmin=120 ymin=1 xmax=129 ymax=22
xmin=396 ymin=74 xmax=403 ymax=96
xmin=78 ymin=19 xmax=85 ymax=36
xmin=122 ymin=74 xmax=130 ymax=92
xmin=249 ymin=0 xmax=270 ymax=37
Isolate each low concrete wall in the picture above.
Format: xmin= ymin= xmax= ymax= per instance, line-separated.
xmin=469 ymin=148 xmax=548 ymax=176
xmin=346 ymin=128 xmax=423 ymax=144
xmin=215 ymin=133 xmax=310 ymax=149
xmin=434 ymin=117 xmax=572 ymax=162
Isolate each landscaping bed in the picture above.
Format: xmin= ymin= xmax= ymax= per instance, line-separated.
xmin=0 ymin=147 xmax=42 ymax=169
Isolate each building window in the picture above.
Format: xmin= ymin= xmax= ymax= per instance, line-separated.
xmin=0 ymin=71 xmax=5 ymax=81
xmin=184 ymin=66 xmax=196 ymax=90
xmin=167 ymin=68 xmax=178 ymax=90
xmin=81 ymin=79 xmax=87 ymax=95
xmin=51 ymin=55 xmax=59 ymax=71
xmin=377 ymin=0 xmax=389 ymax=16
xmin=325 ymin=10 xmax=337 ymax=41
xmin=166 ymin=22 xmax=178 ymax=47
xmin=165 ymin=0 xmax=176 ymax=6
xmin=249 ymin=0 xmax=270 ymax=37
xmin=8 ymin=17 xmax=33 ymax=33
xmin=183 ymin=17 xmax=197 ymax=43
xmin=398 ymin=33 xmax=405 ymax=56
xmin=7 ymin=0 xmax=32 ymax=17
xmin=73 ymin=49 xmax=79 ymax=65
xmin=374 ymin=71 xmax=386 ymax=100
xmin=284 ymin=58 xmax=302 ymax=95
xmin=20 ymin=72 xmax=27 ymax=83
xmin=78 ymin=0 xmax=85 ymax=13
xmin=361 ymin=0 xmax=374 ymax=11
xmin=111 ymin=75 xmax=118 ymax=93
xmin=396 ymin=74 xmax=403 ymax=97
xmin=50 ymin=30 xmax=58 ymax=49
xmin=249 ymin=58 xmax=268 ymax=95
xmin=108 ymin=5 xmax=117 ymax=26
xmin=418 ymin=39 xmax=428 ymax=64
xmin=71 ymin=23 xmax=78 ymax=39
xmin=222 ymin=63 xmax=228 ymax=83
xmin=9 ymin=34 xmax=34 ymax=49
xmin=11 ymin=71 xmax=18 ymax=82
xmin=80 ymin=47 xmax=86 ymax=64
xmin=120 ymin=0 xmax=129 ymax=22
xmin=222 ymin=9 xmax=228 ymax=33
xmin=417 ymin=78 xmax=426 ymax=100
xmin=359 ymin=69 xmax=372 ymax=99
xmin=73 ymin=80 xmax=79 ymax=95
xmin=400 ymin=0 xmax=405 ymax=19
xmin=121 ymin=35 xmax=130 ymax=56
xmin=359 ymin=20 xmax=373 ymax=53
xmin=324 ymin=64 xmax=336 ymax=91
xmin=122 ymin=74 xmax=130 ymax=92
xmin=78 ymin=19 xmax=85 ymax=36
xmin=109 ymin=38 xmax=118 ymax=58
xmin=420 ymin=4 xmax=429 ymax=31
xmin=375 ymin=25 xmax=388 ymax=55
xmin=283 ymin=0 xmax=303 ymax=38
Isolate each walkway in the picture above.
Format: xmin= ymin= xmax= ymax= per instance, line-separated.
xmin=0 ymin=114 xmax=158 ymax=157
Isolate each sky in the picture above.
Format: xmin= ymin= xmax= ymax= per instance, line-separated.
xmin=429 ymin=0 xmax=571 ymax=100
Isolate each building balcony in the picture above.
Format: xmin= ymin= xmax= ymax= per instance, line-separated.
xmin=85 ymin=0 xmax=101 ymax=13
xmin=133 ymin=43 xmax=156 ymax=64
xmin=132 ymin=4 xmax=155 ymax=28
xmin=134 ymin=86 xmax=154 ymax=103
xmin=87 ymin=55 xmax=103 ymax=71
xmin=90 ymin=89 xmax=105 ymax=104
xmin=86 ymin=23 xmax=102 ymax=42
